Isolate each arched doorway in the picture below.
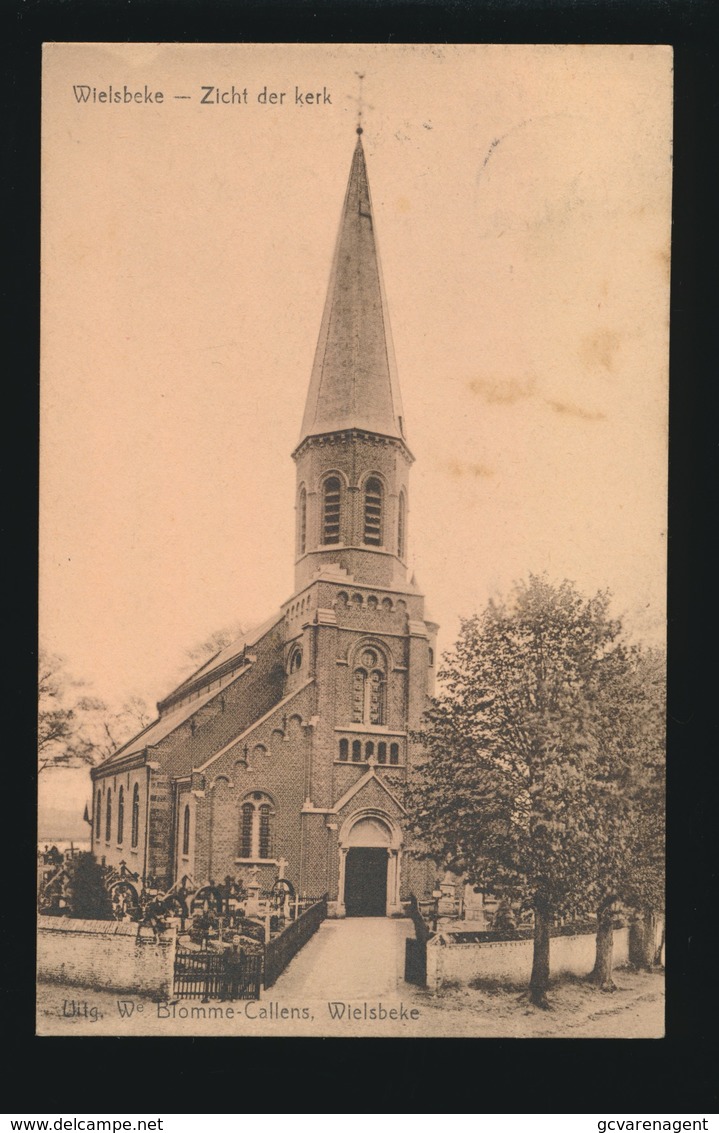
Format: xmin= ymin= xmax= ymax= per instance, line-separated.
xmin=338 ymin=812 xmax=402 ymax=917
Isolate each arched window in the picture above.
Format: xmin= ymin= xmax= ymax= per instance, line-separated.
xmin=339 ymin=738 xmax=349 ymax=761
xmin=377 ymin=741 xmax=387 ymax=764
xmin=95 ymin=791 xmax=102 ymax=837
xmin=288 ymin=646 xmax=303 ymax=674
xmin=131 ymin=784 xmax=140 ymax=848
xmin=352 ymin=647 xmax=387 ymax=725
xmin=239 ymin=793 xmax=275 ymax=860
xmin=390 ymin=743 xmax=400 ymax=765
xmin=297 ymin=487 xmax=307 ymax=555
xmin=352 ymin=740 xmax=362 ymax=763
xmin=240 ymin=803 xmax=254 ymax=858
xmin=323 ymin=477 xmax=341 ymax=544
xmin=182 ymin=804 xmax=191 ymax=857
xmin=363 ymin=477 xmax=383 ymax=545
xmin=117 ymin=786 xmax=124 ymax=844
xmin=105 ymin=789 xmax=112 ymax=843
xmin=428 ymin=647 xmax=434 ymax=667
xmin=398 ymin=491 xmax=406 ymax=559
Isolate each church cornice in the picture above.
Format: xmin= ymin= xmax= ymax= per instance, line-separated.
xmin=292 ymin=429 xmax=414 ymax=464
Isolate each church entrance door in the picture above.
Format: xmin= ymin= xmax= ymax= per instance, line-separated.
xmin=344 ymin=848 xmax=387 ymax=917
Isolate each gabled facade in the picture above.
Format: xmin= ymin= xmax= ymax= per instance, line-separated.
xmin=91 ymin=132 xmax=438 ymax=916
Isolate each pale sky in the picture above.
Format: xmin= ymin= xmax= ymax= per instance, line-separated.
xmin=41 ymin=43 xmax=672 ymax=714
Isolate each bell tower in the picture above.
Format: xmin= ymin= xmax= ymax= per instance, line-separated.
xmin=292 ymin=129 xmax=413 ymax=592
xmin=283 ymin=129 xmax=438 ymax=912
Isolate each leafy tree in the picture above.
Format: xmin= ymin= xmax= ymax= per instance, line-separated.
xmin=38 ymin=648 xmax=94 ymax=773
xmin=621 ymin=649 xmax=666 ymax=969
xmin=407 ymin=575 xmax=643 ymax=1008
xmin=64 ymin=852 xmax=114 ymax=919
xmin=183 ymin=621 xmax=246 ymax=671
xmin=584 ymin=646 xmax=665 ymax=988
xmin=38 ymin=647 xmax=151 ymax=773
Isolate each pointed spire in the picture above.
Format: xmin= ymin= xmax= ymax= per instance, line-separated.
xmin=298 ymin=133 xmax=406 ymax=446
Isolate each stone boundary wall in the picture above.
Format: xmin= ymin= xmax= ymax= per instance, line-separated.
xmin=37 ymin=917 xmax=176 ymax=998
xmin=426 ymin=927 xmax=629 ymax=991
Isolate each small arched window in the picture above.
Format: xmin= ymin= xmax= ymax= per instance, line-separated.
xmin=352 ymin=740 xmax=362 ymax=763
xmin=182 ymin=804 xmax=191 ymax=857
xmin=239 ymin=793 xmax=275 ymax=860
xmin=131 ymin=783 xmax=140 ymax=848
xmin=323 ymin=477 xmax=341 ymax=544
xmin=288 ymin=647 xmax=303 ymax=674
xmin=398 ymin=491 xmax=406 ymax=559
xmin=105 ymin=789 xmax=112 ymax=843
xmin=390 ymin=743 xmax=400 ymax=765
xmin=117 ymin=786 xmax=124 ymax=844
xmin=339 ymin=738 xmax=349 ymax=761
xmin=377 ymin=742 xmax=387 ymax=764
xmin=428 ymin=647 xmax=434 ymax=667
xmin=298 ymin=487 xmax=307 ymax=555
xmin=363 ymin=477 xmax=383 ymax=545
xmin=95 ymin=791 xmax=102 ymax=838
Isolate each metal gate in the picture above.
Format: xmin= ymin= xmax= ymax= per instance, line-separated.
xmin=404 ymin=936 xmax=427 ymax=986
xmin=173 ymin=948 xmax=262 ymax=1000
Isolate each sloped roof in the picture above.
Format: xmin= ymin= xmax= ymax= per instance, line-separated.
xmin=100 ymin=672 xmax=250 ymax=767
xmin=99 ymin=610 xmax=283 ymax=769
xmin=298 ymin=134 xmax=406 ymax=446
xmin=166 ymin=611 xmax=283 ymax=701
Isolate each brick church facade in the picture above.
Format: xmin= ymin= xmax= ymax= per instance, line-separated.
xmin=91 ymin=132 xmax=438 ymax=916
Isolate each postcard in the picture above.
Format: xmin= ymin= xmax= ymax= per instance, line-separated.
xmin=38 ymin=42 xmax=671 ymax=1037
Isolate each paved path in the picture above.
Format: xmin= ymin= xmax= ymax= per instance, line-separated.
xmin=269 ymin=916 xmax=414 ymax=999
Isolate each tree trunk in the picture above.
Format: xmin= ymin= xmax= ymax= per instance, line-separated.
xmin=629 ymin=908 xmax=657 ymax=969
xmin=529 ymin=898 xmax=552 ymax=1009
xmin=589 ymin=903 xmax=616 ymax=991
xmin=653 ymin=921 xmax=666 ymax=967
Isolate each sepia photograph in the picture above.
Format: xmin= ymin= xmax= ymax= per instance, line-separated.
xmin=37 ymin=42 xmax=671 ymax=1037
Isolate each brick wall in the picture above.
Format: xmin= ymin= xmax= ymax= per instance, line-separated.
xmin=425 ymin=928 xmax=630 ymax=990
xmin=37 ymin=916 xmax=176 ymax=998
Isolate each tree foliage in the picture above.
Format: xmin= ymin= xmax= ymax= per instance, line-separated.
xmin=38 ymin=648 xmax=151 ymax=773
xmin=406 ymin=575 xmax=665 ymax=1006
xmin=64 ymin=852 xmax=114 ymax=919
xmin=183 ymin=621 xmax=246 ymax=671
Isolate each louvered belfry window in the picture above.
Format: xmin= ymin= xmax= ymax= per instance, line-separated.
xmin=298 ymin=487 xmax=307 ymax=555
xmin=323 ymin=477 xmax=341 ymax=544
xmin=398 ymin=491 xmax=406 ymax=558
xmin=363 ymin=478 xmax=383 ymax=545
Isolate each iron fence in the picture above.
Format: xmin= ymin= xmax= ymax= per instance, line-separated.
xmin=263 ymin=895 xmax=327 ymax=988
xmin=173 ymin=948 xmax=262 ymax=1001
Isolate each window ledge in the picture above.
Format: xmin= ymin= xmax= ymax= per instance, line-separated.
xmin=335 ymin=760 xmax=404 ymax=769
xmin=334 ymin=724 xmax=406 ymax=736
xmin=234 ymin=858 xmax=279 ymax=866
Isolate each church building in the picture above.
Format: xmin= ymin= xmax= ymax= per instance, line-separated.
xmin=90 ymin=130 xmax=438 ymax=917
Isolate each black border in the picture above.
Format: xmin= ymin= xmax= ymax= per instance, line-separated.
xmin=8 ymin=0 xmax=718 ymax=1112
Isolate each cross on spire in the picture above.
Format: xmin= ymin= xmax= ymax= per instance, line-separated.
xmin=348 ymin=71 xmax=373 ymax=134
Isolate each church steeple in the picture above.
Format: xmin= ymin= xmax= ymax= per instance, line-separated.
xmin=298 ymin=131 xmax=407 ymax=447
xmin=292 ymin=133 xmax=414 ymax=593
